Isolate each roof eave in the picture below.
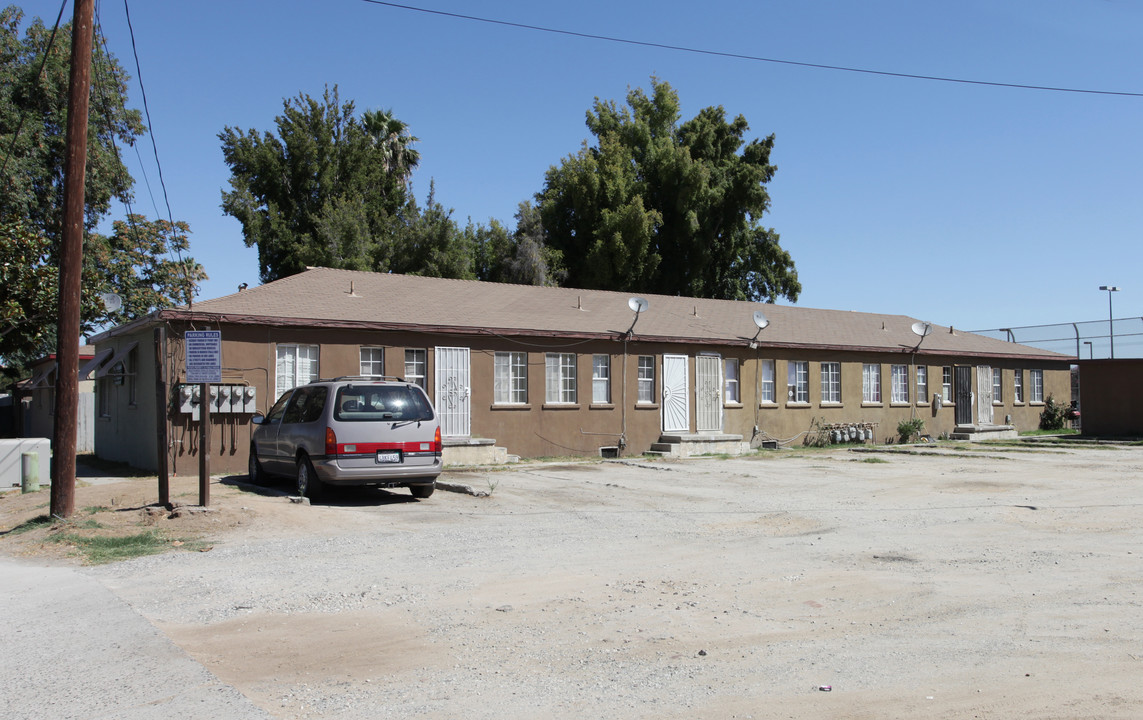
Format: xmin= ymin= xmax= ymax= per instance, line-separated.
xmin=115 ymin=309 xmax=1070 ymax=362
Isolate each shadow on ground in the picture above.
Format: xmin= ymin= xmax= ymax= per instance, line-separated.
xmin=219 ymin=475 xmax=422 ymax=507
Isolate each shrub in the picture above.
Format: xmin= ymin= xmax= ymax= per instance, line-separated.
xmin=897 ymin=417 xmax=925 ymax=443
xmin=1039 ymin=394 xmax=1070 ymax=431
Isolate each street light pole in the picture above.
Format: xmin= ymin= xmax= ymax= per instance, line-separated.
xmin=1099 ymin=286 xmax=1119 ymax=359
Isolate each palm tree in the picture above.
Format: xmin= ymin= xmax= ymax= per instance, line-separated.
xmin=361 ymin=109 xmax=421 ymax=188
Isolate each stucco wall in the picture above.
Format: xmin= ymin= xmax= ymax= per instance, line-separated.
xmin=93 ymin=321 xmax=1073 ymax=474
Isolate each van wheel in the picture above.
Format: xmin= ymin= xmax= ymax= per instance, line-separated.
xmin=248 ymin=447 xmax=266 ymax=485
xmin=296 ymin=456 xmax=323 ymax=500
xmin=409 ymin=483 xmax=435 ymax=499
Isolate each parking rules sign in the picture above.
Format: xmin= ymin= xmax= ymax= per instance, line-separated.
xmin=185 ymin=330 xmax=222 ymax=383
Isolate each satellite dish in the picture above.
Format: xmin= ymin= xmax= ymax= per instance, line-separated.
xmin=101 ymin=293 xmax=122 ymax=313
xmin=911 ymin=321 xmax=933 ymax=337
xmin=752 ymin=311 xmax=770 ymax=330
xmin=622 ymin=297 xmax=649 ymax=338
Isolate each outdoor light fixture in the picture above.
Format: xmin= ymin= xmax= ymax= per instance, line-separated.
xmin=1099 ymin=286 xmax=1120 ymax=358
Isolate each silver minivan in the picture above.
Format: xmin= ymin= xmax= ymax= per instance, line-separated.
xmin=249 ymin=377 xmax=442 ymax=499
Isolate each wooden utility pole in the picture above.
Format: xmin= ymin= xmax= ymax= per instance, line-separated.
xmin=50 ymin=0 xmax=95 ymax=519
xmin=154 ymin=327 xmax=170 ymax=506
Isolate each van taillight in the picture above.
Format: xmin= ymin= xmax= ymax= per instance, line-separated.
xmin=433 ymin=426 xmax=442 ymax=453
xmin=325 ymin=427 xmax=337 ymax=456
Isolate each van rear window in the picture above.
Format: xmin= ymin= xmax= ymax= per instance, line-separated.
xmin=334 ymin=385 xmax=435 ymax=422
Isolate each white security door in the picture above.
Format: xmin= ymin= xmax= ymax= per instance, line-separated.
xmin=435 ymin=347 xmax=470 ymax=438
xmin=695 ymin=355 xmax=723 ymax=432
xmin=662 ymin=354 xmax=690 ymax=433
xmin=976 ymin=365 xmax=994 ymax=425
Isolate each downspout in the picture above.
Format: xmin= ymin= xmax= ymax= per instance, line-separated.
xmin=751 ymin=341 xmax=761 ymax=444
xmin=620 ymin=336 xmax=629 ymax=454
xmin=910 ymin=348 xmax=918 ymax=421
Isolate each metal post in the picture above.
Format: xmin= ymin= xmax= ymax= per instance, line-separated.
xmin=199 ymin=382 xmax=210 ymax=506
xmin=50 ymin=0 xmax=94 ymax=520
xmin=1099 ymin=286 xmax=1119 ymax=359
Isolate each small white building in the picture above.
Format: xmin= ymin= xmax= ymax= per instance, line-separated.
xmin=16 ymin=345 xmax=99 ymax=453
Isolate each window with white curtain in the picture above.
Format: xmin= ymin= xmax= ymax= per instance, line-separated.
xmin=637 ymin=356 xmax=655 ymax=404
xmin=495 ymin=351 xmax=528 ymax=404
xmin=404 ymin=349 xmax=426 ymax=389
xmin=760 ymin=359 xmax=775 ymax=403
xmin=1031 ymin=369 xmax=1044 ymax=402
xmin=724 ymin=358 xmax=740 ymax=404
xmin=821 ymin=362 xmax=841 ymax=404
xmin=360 ymin=347 xmax=384 ymax=377
xmin=276 ymin=344 xmax=319 ymax=396
xmin=863 ymin=363 xmax=882 ymax=403
xmin=787 ymin=361 xmax=809 ymax=403
xmin=592 ymin=354 xmax=611 ymax=404
xmin=890 ymin=365 xmax=909 ymax=403
xmin=545 ymin=353 xmax=577 ymax=404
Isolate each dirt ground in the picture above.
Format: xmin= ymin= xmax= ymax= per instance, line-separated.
xmin=3 ymin=442 xmax=1142 ymax=719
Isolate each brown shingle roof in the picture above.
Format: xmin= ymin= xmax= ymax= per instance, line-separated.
xmin=101 ymin=267 xmax=1070 ymax=361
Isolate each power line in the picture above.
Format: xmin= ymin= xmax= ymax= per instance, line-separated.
xmin=361 ymin=0 xmax=1143 ymax=99
xmin=110 ymin=0 xmax=197 ymax=305
xmin=122 ymin=0 xmax=176 ymax=231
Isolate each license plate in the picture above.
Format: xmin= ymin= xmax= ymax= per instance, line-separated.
xmin=376 ymin=451 xmax=401 ymax=464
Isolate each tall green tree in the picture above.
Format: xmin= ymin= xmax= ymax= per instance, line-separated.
xmin=538 ymin=78 xmax=800 ymax=302
xmin=0 ymin=216 xmax=204 ymax=388
xmin=361 ymin=108 xmax=420 ymax=184
xmin=0 ymin=7 xmax=204 ymax=386
xmin=509 ymin=200 xmax=564 ymax=287
xmin=471 ymin=201 xmax=564 ymax=286
xmin=220 ymin=87 xmax=423 ymax=283
xmin=0 ymin=6 xmax=143 ymax=241
xmin=90 ymin=215 xmax=206 ymax=320
xmin=390 ymin=181 xmax=474 ymax=279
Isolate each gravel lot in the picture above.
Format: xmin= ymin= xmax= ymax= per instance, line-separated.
xmin=5 ymin=442 xmax=1143 ymax=718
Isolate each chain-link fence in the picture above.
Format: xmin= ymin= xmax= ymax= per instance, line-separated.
xmin=972 ymin=317 xmax=1143 ymax=359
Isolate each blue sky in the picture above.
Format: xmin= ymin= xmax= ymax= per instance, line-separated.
xmin=17 ymin=0 xmax=1143 ymax=356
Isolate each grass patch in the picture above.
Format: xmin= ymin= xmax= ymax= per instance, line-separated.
xmin=858 ymin=457 xmax=890 ymax=463
xmin=46 ymin=529 xmax=198 ymax=565
xmin=1019 ymin=428 xmax=1080 ymax=437
xmin=4 ymin=514 xmax=212 ymax=564
xmin=6 ymin=514 xmax=53 ymax=535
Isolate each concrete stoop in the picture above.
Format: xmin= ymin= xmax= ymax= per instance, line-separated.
xmin=442 ymin=438 xmax=517 ymax=467
xmin=647 ymin=433 xmax=748 ymax=458
xmin=950 ymin=424 xmax=1019 ymax=442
